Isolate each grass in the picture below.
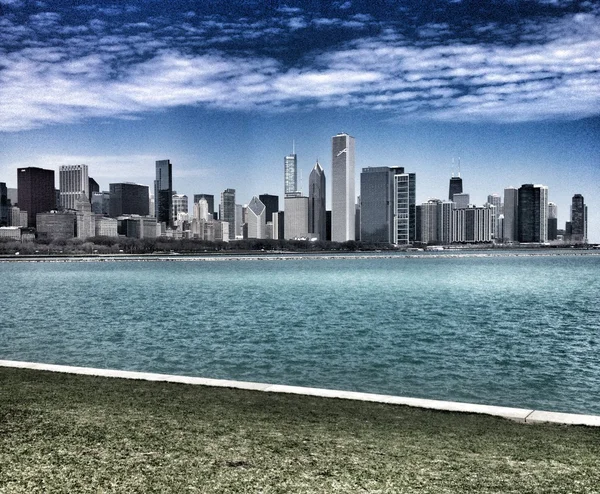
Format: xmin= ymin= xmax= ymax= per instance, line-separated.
xmin=1 ymin=368 xmax=599 ymax=493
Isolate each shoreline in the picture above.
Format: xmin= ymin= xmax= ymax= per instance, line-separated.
xmin=1 ymin=359 xmax=599 ymax=427
xmin=1 ymin=249 xmax=599 ymax=263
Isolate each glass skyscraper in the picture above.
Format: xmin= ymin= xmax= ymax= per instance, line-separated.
xmin=308 ymin=161 xmax=326 ymax=241
xmin=284 ymin=153 xmax=298 ymax=197
xmin=59 ymin=164 xmax=89 ymax=210
xmin=154 ymin=159 xmax=173 ymax=226
xmin=220 ymin=188 xmax=236 ymax=240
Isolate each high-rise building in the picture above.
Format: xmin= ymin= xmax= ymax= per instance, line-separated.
xmin=518 ymin=184 xmax=548 ymax=243
xmin=284 ymin=196 xmax=309 ymax=239
xmin=194 ymin=198 xmax=210 ymax=221
xmin=75 ymin=194 xmax=95 ymax=240
xmin=570 ymin=194 xmax=587 ymax=243
xmin=193 ymin=194 xmax=214 ymax=216
xmin=220 ymin=188 xmax=236 ymax=240
xmin=17 ymin=167 xmax=56 ymax=229
xmin=284 ymin=149 xmax=298 ymax=197
xmin=451 ymin=205 xmax=494 ymax=243
xmin=91 ymin=191 xmax=110 ymax=216
xmin=547 ymin=201 xmax=558 ymax=241
xmin=308 ymin=161 xmax=326 ymax=241
xmin=393 ymin=169 xmax=416 ymax=245
xmin=503 ymin=187 xmax=518 ymax=242
xmin=0 ymin=182 xmax=8 ymax=227
xmin=88 ymin=177 xmax=99 ymax=199
xmin=59 ymin=164 xmax=89 ymax=210
xmin=259 ymin=194 xmax=279 ymax=221
xmin=448 ymin=175 xmax=463 ymax=201
xmin=154 ymin=159 xmax=173 ymax=226
xmin=109 ymin=183 xmax=150 ymax=217
xmin=331 ymin=132 xmax=355 ymax=242
xmin=246 ymin=196 xmax=266 ymax=239
xmin=453 ymin=193 xmax=470 ymax=209
xmin=360 ymin=166 xmax=396 ymax=244
xmin=172 ymin=194 xmax=188 ymax=224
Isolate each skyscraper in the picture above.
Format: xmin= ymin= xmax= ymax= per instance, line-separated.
xmin=193 ymin=194 xmax=215 ymax=216
xmin=360 ymin=166 xmax=396 ymax=244
xmin=109 ymin=183 xmax=150 ymax=217
xmin=284 ymin=148 xmax=298 ymax=197
xmin=154 ymin=159 xmax=173 ymax=226
xmin=284 ymin=195 xmax=309 ymax=239
xmin=392 ymin=169 xmax=416 ymax=245
xmin=0 ymin=182 xmax=8 ymax=226
xmin=259 ymin=194 xmax=279 ymax=221
xmin=331 ymin=132 xmax=355 ymax=242
xmin=220 ymin=188 xmax=236 ymax=240
xmin=308 ymin=161 xmax=326 ymax=240
xmin=448 ymin=176 xmax=463 ymax=201
xmin=59 ymin=164 xmax=89 ymax=210
xmin=570 ymin=194 xmax=587 ymax=243
xmin=17 ymin=167 xmax=56 ymax=229
xmin=503 ymin=187 xmax=518 ymax=242
xmin=518 ymin=184 xmax=548 ymax=243
xmin=246 ymin=196 xmax=266 ymax=239
xmin=172 ymin=194 xmax=189 ymax=225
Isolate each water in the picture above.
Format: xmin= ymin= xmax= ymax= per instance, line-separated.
xmin=1 ymin=253 xmax=599 ymax=415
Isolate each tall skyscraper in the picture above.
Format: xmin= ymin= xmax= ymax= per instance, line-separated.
xmin=518 ymin=184 xmax=548 ymax=243
xmin=331 ymin=132 xmax=355 ymax=242
xmin=547 ymin=202 xmax=558 ymax=241
xmin=172 ymin=194 xmax=188 ymax=224
xmin=570 ymin=194 xmax=587 ymax=243
xmin=246 ymin=196 xmax=266 ymax=239
xmin=503 ymin=187 xmax=518 ymax=242
xmin=284 ymin=147 xmax=298 ymax=197
xmin=448 ymin=175 xmax=463 ymax=201
xmin=109 ymin=183 xmax=150 ymax=217
xmin=59 ymin=164 xmax=89 ymax=210
xmin=360 ymin=166 xmax=396 ymax=244
xmin=308 ymin=161 xmax=326 ymax=240
xmin=259 ymin=194 xmax=279 ymax=221
xmin=17 ymin=167 xmax=56 ymax=229
xmin=393 ymin=169 xmax=416 ymax=245
xmin=220 ymin=188 xmax=236 ymax=240
xmin=284 ymin=195 xmax=309 ymax=239
xmin=154 ymin=159 xmax=173 ymax=226
xmin=0 ymin=182 xmax=8 ymax=227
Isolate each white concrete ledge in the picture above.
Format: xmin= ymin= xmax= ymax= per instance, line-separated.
xmin=1 ymin=359 xmax=599 ymax=427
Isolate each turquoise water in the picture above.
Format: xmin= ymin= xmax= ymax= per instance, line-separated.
xmin=1 ymin=254 xmax=600 ymax=414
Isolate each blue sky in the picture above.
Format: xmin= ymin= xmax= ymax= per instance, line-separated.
xmin=0 ymin=0 xmax=598 ymax=240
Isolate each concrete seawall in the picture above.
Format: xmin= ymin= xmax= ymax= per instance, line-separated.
xmin=2 ymin=359 xmax=599 ymax=427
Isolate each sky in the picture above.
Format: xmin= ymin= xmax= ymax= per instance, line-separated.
xmin=0 ymin=0 xmax=598 ymax=240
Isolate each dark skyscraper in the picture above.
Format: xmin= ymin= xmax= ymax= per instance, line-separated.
xmin=308 ymin=161 xmax=326 ymax=240
xmin=518 ymin=184 xmax=548 ymax=243
xmin=570 ymin=194 xmax=587 ymax=243
xmin=193 ymin=194 xmax=215 ymax=216
xmin=109 ymin=183 xmax=150 ymax=217
xmin=220 ymin=188 xmax=236 ymax=240
xmin=0 ymin=182 xmax=8 ymax=226
xmin=154 ymin=159 xmax=172 ymax=226
xmin=17 ymin=167 xmax=56 ymax=229
xmin=259 ymin=194 xmax=279 ymax=224
xmin=88 ymin=177 xmax=99 ymax=200
xmin=360 ymin=166 xmax=397 ymax=244
xmin=448 ymin=176 xmax=463 ymax=201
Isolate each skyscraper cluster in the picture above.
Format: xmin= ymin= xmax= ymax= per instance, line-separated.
xmin=0 ymin=133 xmax=591 ymax=246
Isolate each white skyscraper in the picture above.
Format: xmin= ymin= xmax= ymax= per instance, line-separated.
xmin=59 ymin=164 xmax=89 ymax=210
xmin=331 ymin=133 xmax=355 ymax=242
xmin=246 ymin=196 xmax=266 ymax=239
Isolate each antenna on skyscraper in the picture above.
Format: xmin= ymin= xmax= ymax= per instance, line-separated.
xmin=299 ymin=168 xmax=303 ymax=194
xmin=292 ymin=139 xmax=296 ymax=155
xmin=451 ymin=157 xmax=455 ymax=178
xmin=458 ymin=157 xmax=461 ymax=178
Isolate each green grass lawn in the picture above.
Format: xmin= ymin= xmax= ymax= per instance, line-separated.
xmin=1 ymin=367 xmax=599 ymax=493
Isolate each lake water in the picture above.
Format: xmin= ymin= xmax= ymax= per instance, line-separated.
xmin=1 ymin=252 xmax=599 ymax=415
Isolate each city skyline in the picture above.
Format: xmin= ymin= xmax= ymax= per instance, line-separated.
xmin=0 ymin=0 xmax=598 ymax=240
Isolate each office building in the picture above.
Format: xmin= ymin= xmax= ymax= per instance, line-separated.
xmin=259 ymin=194 xmax=279 ymax=221
xmin=36 ymin=211 xmax=76 ymax=240
xmin=518 ymin=184 xmax=548 ymax=243
xmin=453 ymin=193 xmax=470 ymax=209
xmin=360 ymin=166 xmax=395 ymax=244
xmin=75 ymin=194 xmax=95 ymax=240
xmin=284 ymin=196 xmax=309 ymax=239
xmin=308 ymin=162 xmax=326 ymax=241
xmin=95 ymin=217 xmax=118 ymax=237
xmin=220 ymin=188 xmax=236 ymax=240
xmin=284 ymin=149 xmax=298 ymax=197
xmin=193 ymin=198 xmax=210 ymax=221
xmin=17 ymin=167 xmax=56 ymax=229
xmin=109 ymin=183 xmax=150 ymax=217
xmin=448 ymin=175 xmax=463 ymax=201
xmin=331 ymin=132 xmax=355 ymax=242
xmin=0 ymin=182 xmax=8 ymax=226
xmin=88 ymin=177 xmax=99 ymax=198
xmin=393 ymin=170 xmax=416 ymax=245
xmin=503 ymin=187 xmax=518 ymax=242
xmin=91 ymin=191 xmax=110 ymax=215
xmin=172 ymin=194 xmax=188 ymax=225
xmin=154 ymin=159 xmax=173 ymax=226
xmin=570 ymin=194 xmax=587 ymax=243
xmin=547 ymin=202 xmax=558 ymax=241
xmin=246 ymin=196 xmax=266 ymax=239
xmin=451 ymin=205 xmax=494 ymax=243
xmin=194 ymin=194 xmax=215 ymax=216
xmin=59 ymin=164 xmax=89 ymax=210
xmin=117 ymin=215 xmax=158 ymax=239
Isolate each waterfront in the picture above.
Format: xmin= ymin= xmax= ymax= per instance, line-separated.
xmin=2 ymin=252 xmax=599 ymax=415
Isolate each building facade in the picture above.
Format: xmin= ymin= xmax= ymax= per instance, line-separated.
xmin=220 ymin=188 xmax=236 ymax=240
xmin=284 ymin=196 xmax=309 ymax=239
xmin=360 ymin=166 xmax=395 ymax=244
xmin=17 ymin=167 xmax=56 ymax=229
xmin=503 ymin=187 xmax=518 ymax=242
xmin=246 ymin=196 xmax=266 ymax=239
xmin=154 ymin=159 xmax=173 ymax=226
xmin=284 ymin=152 xmax=298 ymax=196
xmin=393 ymin=170 xmax=416 ymax=245
xmin=109 ymin=183 xmax=150 ymax=217
xmin=308 ymin=162 xmax=326 ymax=241
xmin=59 ymin=164 xmax=89 ymax=210
xmin=331 ymin=133 xmax=355 ymax=242
xmin=448 ymin=176 xmax=463 ymax=201
xmin=570 ymin=194 xmax=587 ymax=243
xmin=517 ymin=184 xmax=548 ymax=243
xmin=193 ymin=194 xmax=215 ymax=216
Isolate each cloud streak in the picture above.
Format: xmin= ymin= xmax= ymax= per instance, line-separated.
xmin=0 ymin=2 xmax=599 ymax=131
